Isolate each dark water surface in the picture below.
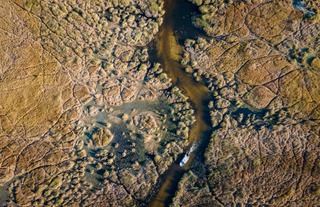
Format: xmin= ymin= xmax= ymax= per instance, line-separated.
xmin=148 ymin=0 xmax=212 ymax=206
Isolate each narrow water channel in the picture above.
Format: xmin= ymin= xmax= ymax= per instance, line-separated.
xmin=148 ymin=0 xmax=212 ymax=206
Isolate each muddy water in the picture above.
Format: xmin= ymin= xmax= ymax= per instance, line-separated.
xmin=0 ymin=185 xmax=8 ymax=205
xmin=149 ymin=0 xmax=212 ymax=206
xmin=157 ymin=1 xmax=210 ymax=143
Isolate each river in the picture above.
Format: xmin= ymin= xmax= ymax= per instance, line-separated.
xmin=148 ymin=0 xmax=213 ymax=206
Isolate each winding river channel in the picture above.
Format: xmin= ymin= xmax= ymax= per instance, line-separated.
xmin=149 ymin=0 xmax=213 ymax=206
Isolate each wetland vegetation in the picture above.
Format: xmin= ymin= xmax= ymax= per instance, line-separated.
xmin=0 ymin=0 xmax=319 ymax=206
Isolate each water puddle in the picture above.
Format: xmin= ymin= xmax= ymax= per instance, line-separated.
xmin=0 ymin=185 xmax=8 ymax=206
xmin=292 ymin=0 xmax=316 ymax=19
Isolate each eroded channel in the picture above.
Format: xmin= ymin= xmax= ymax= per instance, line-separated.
xmin=148 ymin=0 xmax=213 ymax=206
